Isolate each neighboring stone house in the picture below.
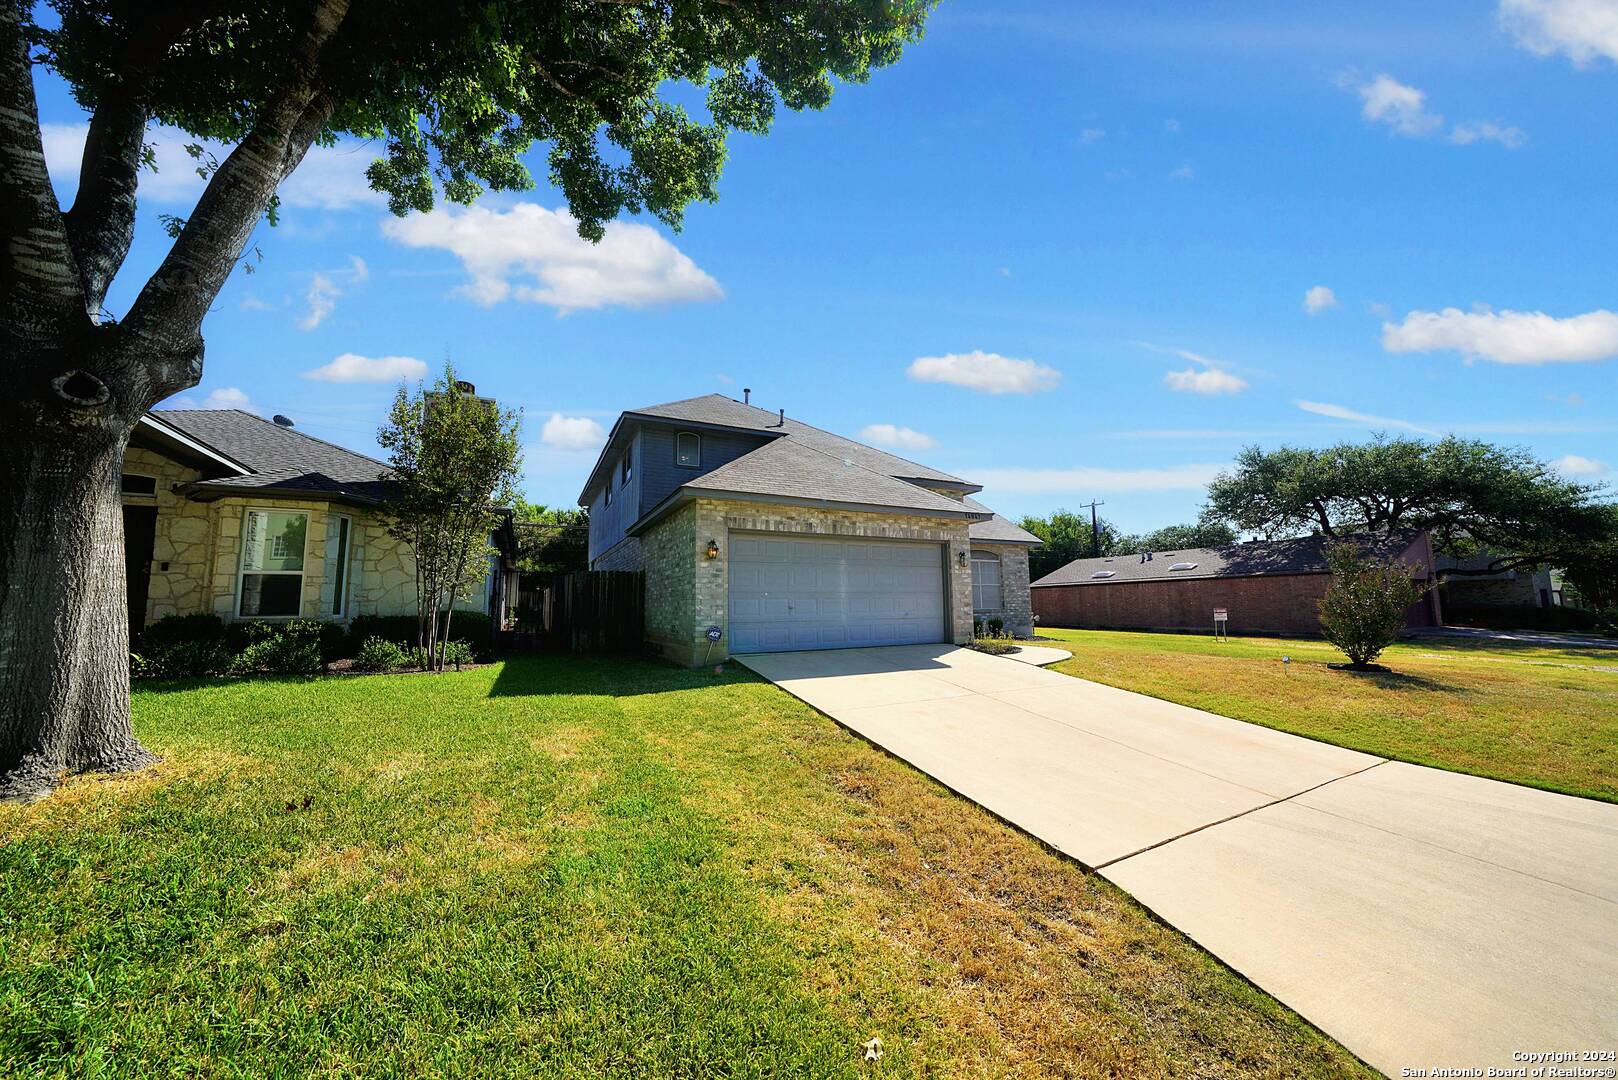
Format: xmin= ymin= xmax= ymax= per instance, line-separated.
xmin=580 ymin=394 xmax=1040 ymax=665
xmin=1435 ymin=552 xmax=1558 ymax=612
xmin=1031 ymin=531 xmax=1440 ymax=637
xmin=122 ymin=409 xmax=509 ymax=632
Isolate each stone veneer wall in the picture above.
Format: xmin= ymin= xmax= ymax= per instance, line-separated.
xmin=972 ymin=543 xmax=1034 ymax=637
xmin=120 ymin=446 xmax=482 ymax=625
xmin=639 ymin=497 xmax=974 ymax=666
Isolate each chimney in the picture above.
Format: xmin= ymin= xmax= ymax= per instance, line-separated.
xmin=743 ymin=387 xmax=751 ymax=404
xmin=272 ymin=415 xmax=295 ymax=428
xmin=454 ymin=380 xmax=476 ymax=395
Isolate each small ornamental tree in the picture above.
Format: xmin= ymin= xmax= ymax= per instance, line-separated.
xmin=1317 ymin=542 xmax=1432 ymax=670
xmin=377 ymin=365 xmax=520 ymax=672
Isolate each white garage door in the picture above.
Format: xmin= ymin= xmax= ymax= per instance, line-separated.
xmin=728 ymin=533 xmax=948 ymax=653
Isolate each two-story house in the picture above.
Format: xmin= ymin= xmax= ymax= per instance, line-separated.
xmin=579 ymin=393 xmax=1039 ymax=665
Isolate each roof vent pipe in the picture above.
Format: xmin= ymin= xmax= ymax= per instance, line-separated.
xmin=743 ymin=388 xmax=751 ymax=404
xmin=272 ymin=415 xmax=295 ymax=428
xmin=777 ymin=407 xmax=785 ymax=427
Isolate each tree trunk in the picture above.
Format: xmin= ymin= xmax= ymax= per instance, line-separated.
xmin=1 ymin=397 xmax=155 ymax=801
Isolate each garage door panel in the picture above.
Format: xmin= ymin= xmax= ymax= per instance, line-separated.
xmin=729 ymin=533 xmax=947 ymax=653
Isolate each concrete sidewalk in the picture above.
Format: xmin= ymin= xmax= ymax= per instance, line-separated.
xmin=737 ymin=644 xmax=1618 ymax=1077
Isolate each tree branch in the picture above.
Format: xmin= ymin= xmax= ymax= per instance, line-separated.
xmin=121 ymin=0 xmax=348 ymax=394
xmin=0 ymin=5 xmax=86 ymax=355
xmin=63 ymin=95 xmax=148 ymax=318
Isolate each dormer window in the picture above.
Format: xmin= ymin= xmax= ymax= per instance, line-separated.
xmin=676 ymin=431 xmax=700 ymax=468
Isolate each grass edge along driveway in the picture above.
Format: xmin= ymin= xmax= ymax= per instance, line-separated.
xmin=1030 ymin=627 xmax=1618 ymax=804
xmin=2 ymin=655 xmax=1372 ymax=1078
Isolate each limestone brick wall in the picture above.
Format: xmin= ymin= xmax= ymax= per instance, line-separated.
xmin=121 ymin=447 xmax=211 ymax=623
xmin=972 ymin=543 xmax=1034 ymax=637
xmin=639 ymin=498 xmax=972 ymax=666
xmin=642 ymin=502 xmax=698 ymax=662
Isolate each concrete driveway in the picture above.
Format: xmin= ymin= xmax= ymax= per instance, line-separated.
xmin=736 ymin=644 xmax=1618 ymax=1077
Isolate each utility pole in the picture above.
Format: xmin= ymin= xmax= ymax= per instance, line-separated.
xmin=1080 ymin=500 xmax=1105 ymax=557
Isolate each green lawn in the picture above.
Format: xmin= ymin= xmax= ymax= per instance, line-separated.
xmin=1030 ymin=628 xmax=1618 ymax=803
xmin=1 ymin=656 xmax=1371 ymax=1078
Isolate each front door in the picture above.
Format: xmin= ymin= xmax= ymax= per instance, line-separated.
xmin=123 ymin=504 xmax=158 ymax=635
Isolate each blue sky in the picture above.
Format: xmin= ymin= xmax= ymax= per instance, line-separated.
xmin=34 ymin=0 xmax=1618 ymax=532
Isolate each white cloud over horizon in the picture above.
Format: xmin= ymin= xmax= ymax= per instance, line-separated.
xmin=302 ymin=353 xmax=427 ymax=384
xmin=859 ymin=423 xmax=938 ymax=451
xmin=540 ymin=413 xmax=607 ymax=452
xmin=1304 ymin=285 xmax=1338 ymax=314
xmin=382 ymin=203 xmax=723 ymax=313
xmin=1382 ymin=306 xmax=1618 ymax=364
xmin=1500 ymin=0 xmax=1618 ymax=66
xmin=297 ymin=256 xmax=367 ymax=331
xmin=970 ymin=463 xmax=1227 ymax=495
xmin=167 ymin=387 xmax=259 ymax=414
xmin=1295 ymin=399 xmax=1439 ymax=435
xmin=1552 ymin=452 xmax=1609 ymax=477
xmin=906 ymin=351 xmax=1062 ymax=394
xmin=1163 ymin=367 xmax=1248 ymax=395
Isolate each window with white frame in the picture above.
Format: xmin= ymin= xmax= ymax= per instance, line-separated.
xmin=321 ymin=514 xmax=353 ymax=617
xmin=238 ymin=509 xmax=308 ymax=617
xmin=675 ymin=431 xmax=700 ymax=468
xmin=971 ymin=550 xmax=1003 ymax=612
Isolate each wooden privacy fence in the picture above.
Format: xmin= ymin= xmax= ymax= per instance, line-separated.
xmin=509 ymin=570 xmax=644 ymax=654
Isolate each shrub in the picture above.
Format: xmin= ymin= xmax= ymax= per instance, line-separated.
xmin=347 ymin=612 xmax=493 ymax=660
xmin=135 ymin=613 xmax=228 ymax=653
xmin=230 ymin=621 xmax=325 ymax=676
xmin=973 ymin=618 xmax=985 ymax=637
xmin=352 ymin=636 xmax=410 ymax=673
xmin=1595 ymin=609 xmax=1618 ymax=639
xmin=130 ymin=638 xmax=236 ymax=679
xmin=1318 ymin=542 xmax=1431 ymax=669
xmin=439 ymin=640 xmax=475 ymax=669
xmin=987 ymin=616 xmax=1005 ymax=638
xmin=969 ymin=637 xmax=1017 ymax=656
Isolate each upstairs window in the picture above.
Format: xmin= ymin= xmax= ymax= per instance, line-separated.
xmin=676 ymin=431 xmax=701 ymax=468
xmin=604 ymin=483 xmax=612 ymax=508
xmin=621 ymin=454 xmax=632 ymax=485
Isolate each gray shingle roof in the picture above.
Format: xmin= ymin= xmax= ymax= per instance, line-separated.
xmin=1032 ymin=531 xmax=1427 ymax=587
xmin=629 ymin=394 xmax=970 ymax=486
xmin=677 ymin=437 xmax=987 ymax=518
xmin=149 ymin=409 xmax=393 ymax=503
xmin=963 ymin=497 xmax=1041 ymax=544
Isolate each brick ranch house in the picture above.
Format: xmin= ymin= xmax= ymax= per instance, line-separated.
xmin=121 ymin=408 xmax=513 ymax=632
xmin=1031 ymin=531 xmax=1441 ymax=637
xmin=580 ymin=394 xmax=1040 ymax=665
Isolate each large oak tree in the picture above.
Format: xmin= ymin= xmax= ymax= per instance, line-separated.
xmin=0 ymin=0 xmax=932 ymax=801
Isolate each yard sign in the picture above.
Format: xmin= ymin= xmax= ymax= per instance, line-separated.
xmin=1213 ymin=607 xmax=1228 ymax=643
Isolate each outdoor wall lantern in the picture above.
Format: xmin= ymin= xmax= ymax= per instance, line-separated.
xmin=706 ymin=539 xmax=720 ymax=560
xmin=957 ymin=550 xmax=968 ymax=568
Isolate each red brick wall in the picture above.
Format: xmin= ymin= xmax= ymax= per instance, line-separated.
xmin=1033 ymin=574 xmax=1335 ymax=636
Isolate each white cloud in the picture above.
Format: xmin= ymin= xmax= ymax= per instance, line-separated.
xmin=1347 ymin=74 xmax=1525 ymax=147
xmin=1382 ymin=307 xmax=1618 ymax=364
xmin=859 ymin=424 xmax=938 ymax=451
xmin=302 ymin=353 xmax=427 ymax=384
xmin=1164 ymin=367 xmax=1248 ymax=395
xmin=1168 ymin=163 xmax=1195 ymax=181
xmin=1357 ymin=74 xmax=1445 ymax=137
xmin=1449 ymin=121 xmax=1528 ymax=148
xmin=381 ymin=203 xmax=723 ymax=313
xmin=540 ymin=413 xmax=607 ymax=452
xmin=1296 ymin=399 xmax=1438 ymax=435
xmin=41 ymin=122 xmax=381 ymax=210
xmin=1500 ymin=0 xmax=1618 ymax=66
xmin=906 ymin=351 xmax=1061 ymax=395
xmin=1080 ymin=127 xmax=1106 ymax=144
xmin=297 ymin=256 xmax=367 ymax=331
xmin=168 ymin=387 xmax=259 ymax=414
xmin=239 ymin=296 xmax=272 ymax=312
xmin=299 ymin=274 xmax=340 ymax=331
xmin=1552 ymin=453 xmax=1609 ymax=477
xmin=971 ymin=463 xmax=1226 ymax=494
xmin=1304 ymin=285 xmax=1338 ymax=314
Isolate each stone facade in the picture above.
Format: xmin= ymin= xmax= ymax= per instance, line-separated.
xmin=640 ymin=497 xmax=976 ymax=666
xmin=120 ymin=446 xmax=486 ymax=627
xmin=972 ymin=543 xmax=1034 ymax=637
